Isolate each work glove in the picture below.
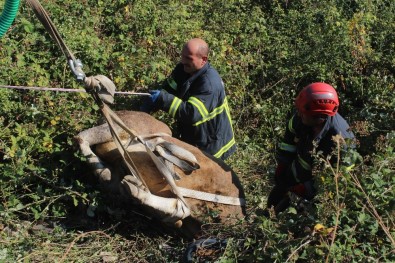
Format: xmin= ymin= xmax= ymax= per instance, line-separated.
xmin=289 ymin=180 xmax=316 ymax=200
xmin=140 ymin=90 xmax=161 ymax=113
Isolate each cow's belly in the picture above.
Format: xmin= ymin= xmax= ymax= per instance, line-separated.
xmin=94 ymin=137 xmax=245 ymax=222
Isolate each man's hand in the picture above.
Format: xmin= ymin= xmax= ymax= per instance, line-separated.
xmin=289 ymin=180 xmax=316 ymax=200
xmin=140 ymin=90 xmax=161 ymax=113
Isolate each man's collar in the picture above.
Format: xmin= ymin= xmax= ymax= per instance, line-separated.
xmin=187 ymin=62 xmax=210 ymax=82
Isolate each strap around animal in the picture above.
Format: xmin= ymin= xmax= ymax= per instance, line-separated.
xmin=142 ymin=137 xmax=200 ymax=173
xmin=101 ymin=104 xmax=150 ymax=192
xmin=178 ymin=187 xmax=246 ymax=206
xmin=101 ymin=104 xmax=189 ymax=209
xmin=100 ymin=105 xmax=242 ymax=208
xmin=134 ymin=136 xmax=243 ymax=206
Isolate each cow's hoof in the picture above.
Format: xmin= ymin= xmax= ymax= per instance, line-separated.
xmin=97 ymin=168 xmax=112 ymax=182
xmin=119 ymin=175 xmax=147 ymax=199
xmin=123 ymin=175 xmax=147 ymax=191
xmin=174 ymin=220 xmax=183 ymax=228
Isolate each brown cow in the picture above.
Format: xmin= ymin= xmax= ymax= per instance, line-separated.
xmin=74 ymin=110 xmax=246 ymax=237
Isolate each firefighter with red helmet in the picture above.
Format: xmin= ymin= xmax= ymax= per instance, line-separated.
xmin=267 ymin=82 xmax=355 ymax=214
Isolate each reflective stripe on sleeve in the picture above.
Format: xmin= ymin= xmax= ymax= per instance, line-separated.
xmin=224 ymin=98 xmax=235 ymax=131
xmin=291 ymin=155 xmax=312 ymax=183
xmin=214 ymin=137 xmax=236 ymax=159
xmin=279 ymin=142 xmax=297 ymax=152
xmin=288 ymin=115 xmax=295 ymax=134
xmin=168 ymin=97 xmax=182 ymax=117
xmin=188 ymin=97 xmax=209 ymax=120
xmin=189 ymin=97 xmax=232 ymax=127
xmin=185 ymin=97 xmax=235 ymax=158
xmin=193 ymin=105 xmax=225 ymax=126
xmin=297 ymin=154 xmax=311 ymax=171
xmin=167 ymin=78 xmax=177 ymax=91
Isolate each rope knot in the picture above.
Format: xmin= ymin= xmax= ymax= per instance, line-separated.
xmin=83 ymin=76 xmax=99 ymax=91
xmin=84 ymin=75 xmax=116 ymax=104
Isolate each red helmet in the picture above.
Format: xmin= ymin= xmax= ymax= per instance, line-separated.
xmin=295 ymin=82 xmax=339 ymax=116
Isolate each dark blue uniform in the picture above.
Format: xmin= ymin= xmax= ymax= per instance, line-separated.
xmin=278 ymin=112 xmax=355 ymax=184
xmin=267 ymin=112 xmax=355 ymax=211
xmin=155 ymin=63 xmax=236 ymax=160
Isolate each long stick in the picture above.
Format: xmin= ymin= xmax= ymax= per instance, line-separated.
xmin=0 ymin=85 xmax=150 ymax=96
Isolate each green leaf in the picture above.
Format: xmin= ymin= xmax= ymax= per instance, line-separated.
xmin=73 ymin=196 xmax=79 ymax=207
xmin=357 ymin=213 xmax=366 ymax=223
xmin=288 ymin=207 xmax=297 ymax=214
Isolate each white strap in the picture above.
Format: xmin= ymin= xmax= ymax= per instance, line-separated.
xmin=144 ymin=142 xmax=189 ymax=207
xmin=178 ymin=187 xmax=246 ymax=206
xmin=140 ymin=136 xmax=200 ymax=172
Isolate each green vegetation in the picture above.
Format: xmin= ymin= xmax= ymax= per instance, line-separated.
xmin=0 ymin=0 xmax=394 ymax=262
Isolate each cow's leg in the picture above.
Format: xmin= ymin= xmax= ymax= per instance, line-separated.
xmin=74 ymin=123 xmax=114 ymax=182
xmin=120 ymin=175 xmax=190 ymax=227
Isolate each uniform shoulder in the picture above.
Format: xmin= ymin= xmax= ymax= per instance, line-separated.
xmin=197 ymin=64 xmax=224 ymax=92
xmin=331 ymin=114 xmax=354 ymax=139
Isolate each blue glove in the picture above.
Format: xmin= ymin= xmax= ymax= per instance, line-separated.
xmin=140 ymin=90 xmax=161 ymax=113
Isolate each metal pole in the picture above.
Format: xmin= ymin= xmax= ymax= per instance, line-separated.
xmin=0 ymin=85 xmax=150 ymax=96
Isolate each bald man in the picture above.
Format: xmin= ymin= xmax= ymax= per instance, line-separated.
xmin=141 ymin=38 xmax=236 ymax=160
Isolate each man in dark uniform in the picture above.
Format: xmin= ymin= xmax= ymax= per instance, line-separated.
xmin=267 ymin=82 xmax=355 ymax=214
xmin=141 ymin=38 xmax=236 ymax=160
